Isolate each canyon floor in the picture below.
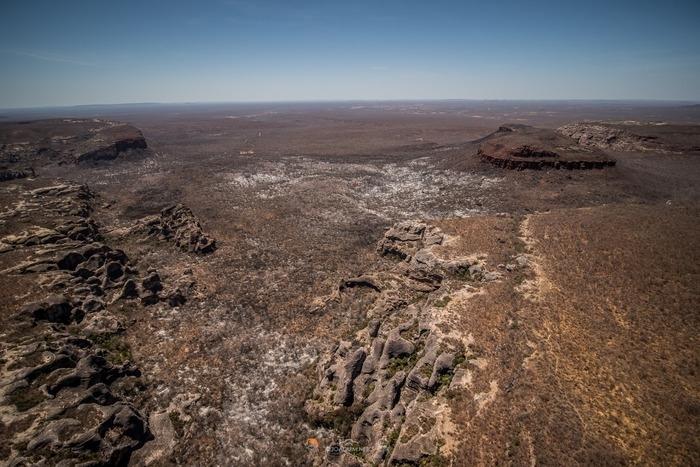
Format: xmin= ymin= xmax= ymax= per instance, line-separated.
xmin=1 ymin=101 xmax=699 ymax=466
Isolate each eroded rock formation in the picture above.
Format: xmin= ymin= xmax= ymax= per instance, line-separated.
xmin=306 ymin=221 xmax=503 ymax=465
xmin=0 ymin=181 xmax=174 ymax=465
xmin=558 ymin=121 xmax=664 ymax=152
xmin=141 ymin=204 xmax=217 ymax=255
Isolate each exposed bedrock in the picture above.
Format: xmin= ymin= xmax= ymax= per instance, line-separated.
xmin=0 ymin=180 xmax=175 ymax=465
xmin=0 ymin=118 xmax=150 ymax=167
xmin=305 ymin=220 xmax=502 ymax=465
xmin=140 ymin=204 xmax=217 ymax=255
xmin=477 ymin=124 xmax=616 ymax=170
xmin=557 ymin=121 xmax=660 ymax=152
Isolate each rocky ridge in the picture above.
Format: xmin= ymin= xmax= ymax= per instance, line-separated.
xmin=140 ymin=204 xmax=217 ymax=255
xmin=0 ymin=168 xmax=34 ymax=183
xmin=0 ymin=179 xmax=207 ymax=465
xmin=305 ymin=221 xmax=506 ymax=465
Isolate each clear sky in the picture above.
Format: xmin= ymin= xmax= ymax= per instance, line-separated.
xmin=1 ymin=0 xmax=699 ymax=108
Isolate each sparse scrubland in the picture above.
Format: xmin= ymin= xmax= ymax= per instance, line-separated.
xmin=1 ymin=102 xmax=699 ymax=465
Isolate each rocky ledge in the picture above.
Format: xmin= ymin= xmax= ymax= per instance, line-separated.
xmin=477 ymin=124 xmax=616 ymax=170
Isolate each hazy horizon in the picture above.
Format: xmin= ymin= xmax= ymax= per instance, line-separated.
xmin=2 ymin=97 xmax=700 ymax=112
xmin=2 ymin=0 xmax=699 ymax=107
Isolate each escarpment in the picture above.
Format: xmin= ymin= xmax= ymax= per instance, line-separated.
xmin=477 ymin=124 xmax=616 ymax=170
xmin=0 ymin=118 xmax=150 ymax=168
xmin=76 ymin=130 xmax=148 ymax=163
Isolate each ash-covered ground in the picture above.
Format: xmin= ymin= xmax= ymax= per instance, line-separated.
xmin=1 ymin=101 xmax=699 ymax=466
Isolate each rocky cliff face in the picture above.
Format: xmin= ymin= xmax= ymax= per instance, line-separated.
xmin=76 ymin=132 xmax=148 ymax=163
xmin=0 ymin=119 xmax=150 ymax=168
xmin=477 ymin=124 xmax=616 ymax=170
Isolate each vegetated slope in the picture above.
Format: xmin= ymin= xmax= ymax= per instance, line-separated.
xmin=492 ymin=204 xmax=700 ymax=465
xmin=303 ymin=204 xmax=699 ymax=465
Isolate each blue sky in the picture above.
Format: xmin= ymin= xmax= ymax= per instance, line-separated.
xmin=1 ymin=0 xmax=699 ymax=107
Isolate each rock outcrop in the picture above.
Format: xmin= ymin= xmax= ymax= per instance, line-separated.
xmin=305 ymin=221 xmax=501 ymax=465
xmin=0 ymin=180 xmax=167 ymax=465
xmin=142 ymin=204 xmax=217 ymax=254
xmin=477 ymin=124 xmax=616 ymax=170
xmin=0 ymin=118 xmax=149 ymax=167
xmin=556 ymin=121 xmax=700 ymax=154
xmin=0 ymin=167 xmax=34 ymax=182
xmin=557 ymin=122 xmax=656 ymax=152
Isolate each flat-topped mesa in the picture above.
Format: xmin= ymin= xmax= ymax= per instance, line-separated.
xmin=0 ymin=118 xmax=149 ymax=166
xmin=477 ymin=124 xmax=616 ymax=170
xmin=77 ymin=124 xmax=148 ymax=162
xmin=508 ymin=145 xmax=558 ymax=158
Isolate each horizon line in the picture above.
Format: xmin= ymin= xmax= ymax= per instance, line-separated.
xmin=2 ymin=97 xmax=700 ymax=112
